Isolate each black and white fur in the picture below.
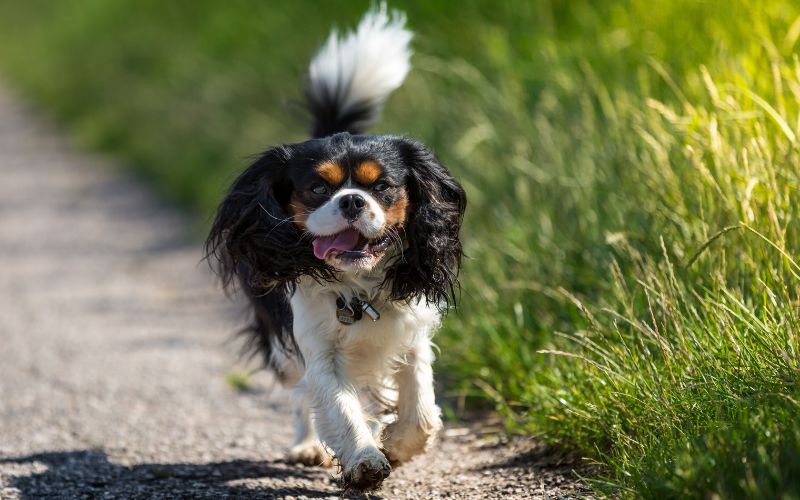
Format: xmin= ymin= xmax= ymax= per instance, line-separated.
xmin=206 ymin=4 xmax=465 ymax=492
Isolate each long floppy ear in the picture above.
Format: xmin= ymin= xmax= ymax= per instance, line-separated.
xmin=205 ymin=146 xmax=333 ymax=292
xmin=385 ymin=139 xmax=467 ymax=310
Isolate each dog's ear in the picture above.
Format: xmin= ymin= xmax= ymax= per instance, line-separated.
xmin=385 ymin=139 xmax=467 ymax=310
xmin=205 ymin=146 xmax=332 ymax=292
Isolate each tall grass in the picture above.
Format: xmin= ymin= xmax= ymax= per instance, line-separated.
xmin=1 ymin=0 xmax=799 ymax=495
xmin=429 ymin=3 xmax=800 ymax=494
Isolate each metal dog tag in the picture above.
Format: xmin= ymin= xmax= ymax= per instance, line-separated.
xmin=336 ymin=309 xmax=356 ymax=325
xmin=361 ymin=301 xmax=381 ymax=321
xmin=336 ymin=296 xmax=355 ymax=324
xmin=336 ymin=296 xmax=362 ymax=325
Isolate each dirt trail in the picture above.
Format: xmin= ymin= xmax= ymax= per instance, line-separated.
xmin=0 ymin=83 xmax=584 ymax=499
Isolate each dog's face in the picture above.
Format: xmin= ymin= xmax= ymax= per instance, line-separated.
xmin=207 ymin=133 xmax=466 ymax=307
xmin=287 ymin=153 xmax=410 ymax=272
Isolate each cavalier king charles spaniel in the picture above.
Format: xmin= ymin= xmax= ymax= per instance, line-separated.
xmin=206 ymin=4 xmax=466 ymax=492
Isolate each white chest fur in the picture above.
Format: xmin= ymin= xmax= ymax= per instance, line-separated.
xmin=290 ymin=275 xmax=440 ymax=385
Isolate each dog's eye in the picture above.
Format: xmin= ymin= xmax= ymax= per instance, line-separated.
xmin=311 ymin=183 xmax=329 ymax=195
xmin=373 ymin=181 xmax=390 ymax=192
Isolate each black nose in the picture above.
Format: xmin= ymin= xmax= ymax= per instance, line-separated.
xmin=339 ymin=194 xmax=366 ymax=221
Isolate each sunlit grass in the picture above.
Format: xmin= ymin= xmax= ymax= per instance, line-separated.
xmin=1 ymin=0 xmax=799 ymax=495
xmin=225 ymin=370 xmax=253 ymax=393
xmin=430 ymin=19 xmax=800 ymax=492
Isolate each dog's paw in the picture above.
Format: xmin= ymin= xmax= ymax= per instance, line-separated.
xmin=284 ymin=441 xmax=334 ymax=467
xmin=382 ymin=415 xmax=442 ymax=466
xmin=341 ymin=448 xmax=391 ymax=492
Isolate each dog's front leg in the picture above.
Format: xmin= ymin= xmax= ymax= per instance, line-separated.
xmin=304 ymin=351 xmax=391 ymax=491
xmin=383 ymin=338 xmax=443 ymax=465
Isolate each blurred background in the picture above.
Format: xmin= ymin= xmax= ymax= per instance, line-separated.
xmin=1 ymin=0 xmax=800 ymax=496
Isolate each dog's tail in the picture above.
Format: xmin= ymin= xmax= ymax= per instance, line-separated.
xmin=306 ymin=3 xmax=412 ymax=138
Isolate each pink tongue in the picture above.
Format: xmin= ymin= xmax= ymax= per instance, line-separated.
xmin=312 ymin=228 xmax=362 ymax=259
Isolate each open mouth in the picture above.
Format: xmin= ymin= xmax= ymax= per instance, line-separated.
xmin=312 ymin=228 xmax=391 ymax=261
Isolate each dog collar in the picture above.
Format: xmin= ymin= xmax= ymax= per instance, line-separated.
xmin=336 ymin=295 xmax=381 ymax=325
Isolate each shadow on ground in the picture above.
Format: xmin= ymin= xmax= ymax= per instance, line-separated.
xmin=479 ymin=442 xmax=578 ymax=472
xmin=2 ymin=450 xmax=337 ymax=499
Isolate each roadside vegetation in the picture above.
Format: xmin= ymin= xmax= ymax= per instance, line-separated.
xmin=2 ymin=0 xmax=799 ymax=496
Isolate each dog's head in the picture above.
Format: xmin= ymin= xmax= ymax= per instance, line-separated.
xmin=206 ymin=132 xmax=466 ymax=308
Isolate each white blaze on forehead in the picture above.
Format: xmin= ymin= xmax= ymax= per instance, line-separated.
xmin=306 ymin=188 xmax=385 ymax=238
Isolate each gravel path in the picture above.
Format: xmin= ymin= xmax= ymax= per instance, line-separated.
xmin=0 ymin=83 xmax=585 ymax=499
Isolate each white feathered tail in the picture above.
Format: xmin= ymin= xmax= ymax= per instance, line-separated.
xmin=306 ymin=3 xmax=412 ymax=138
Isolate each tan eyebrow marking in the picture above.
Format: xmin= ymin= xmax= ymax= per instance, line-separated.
xmin=316 ymin=161 xmax=346 ymax=185
xmin=353 ymin=161 xmax=383 ymax=185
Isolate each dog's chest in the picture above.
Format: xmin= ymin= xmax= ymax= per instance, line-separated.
xmin=295 ymin=288 xmax=410 ymax=346
xmin=290 ymin=278 xmax=441 ymax=369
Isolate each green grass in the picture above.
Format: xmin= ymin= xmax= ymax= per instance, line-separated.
xmin=224 ymin=370 xmax=253 ymax=393
xmin=2 ymin=0 xmax=800 ymax=496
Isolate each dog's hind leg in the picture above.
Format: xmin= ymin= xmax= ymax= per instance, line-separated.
xmin=284 ymin=390 xmax=334 ymax=467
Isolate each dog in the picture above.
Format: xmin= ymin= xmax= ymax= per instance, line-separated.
xmin=206 ymin=4 xmax=466 ymax=492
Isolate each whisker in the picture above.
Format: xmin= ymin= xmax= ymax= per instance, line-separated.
xmin=386 ymin=226 xmax=406 ymax=263
xmin=257 ymin=202 xmax=303 ymax=240
xmin=257 ymin=202 xmax=293 ymax=224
